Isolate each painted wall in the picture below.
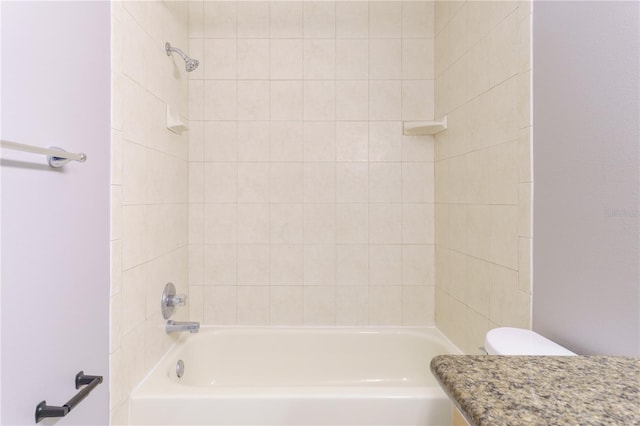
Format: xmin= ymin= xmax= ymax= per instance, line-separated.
xmin=1 ymin=1 xmax=110 ymax=424
xmin=110 ymin=1 xmax=190 ymax=422
xmin=532 ymin=1 xmax=640 ymax=356
xmin=187 ymin=1 xmax=437 ymax=326
xmin=433 ymin=1 xmax=533 ymax=354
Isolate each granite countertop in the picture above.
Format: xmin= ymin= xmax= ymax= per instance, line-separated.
xmin=430 ymin=355 xmax=640 ymax=426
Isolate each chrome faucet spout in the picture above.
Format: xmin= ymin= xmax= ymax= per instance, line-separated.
xmin=166 ymin=320 xmax=200 ymax=334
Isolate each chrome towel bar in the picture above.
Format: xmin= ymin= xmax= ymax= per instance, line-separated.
xmin=1 ymin=139 xmax=87 ymax=167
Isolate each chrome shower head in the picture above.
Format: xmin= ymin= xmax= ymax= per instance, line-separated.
xmin=165 ymin=42 xmax=199 ymax=72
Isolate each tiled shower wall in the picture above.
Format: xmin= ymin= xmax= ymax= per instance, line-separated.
xmin=187 ymin=1 xmax=437 ymax=326
xmin=433 ymin=1 xmax=533 ymax=354
xmin=110 ymin=1 xmax=189 ymax=422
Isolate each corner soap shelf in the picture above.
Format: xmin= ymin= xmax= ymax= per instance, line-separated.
xmin=403 ymin=116 xmax=447 ymax=136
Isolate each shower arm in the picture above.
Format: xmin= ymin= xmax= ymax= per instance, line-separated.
xmin=165 ymin=42 xmax=188 ymax=61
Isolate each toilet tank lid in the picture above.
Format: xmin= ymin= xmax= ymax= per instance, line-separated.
xmin=484 ymin=327 xmax=576 ymax=356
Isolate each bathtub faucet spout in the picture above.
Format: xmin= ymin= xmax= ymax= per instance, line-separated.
xmin=166 ymin=320 xmax=200 ymax=334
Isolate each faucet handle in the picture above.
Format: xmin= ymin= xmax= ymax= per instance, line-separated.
xmin=168 ymin=294 xmax=187 ymax=306
xmin=161 ymin=283 xmax=187 ymax=319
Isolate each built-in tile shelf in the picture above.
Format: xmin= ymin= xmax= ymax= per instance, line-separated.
xmin=166 ymin=104 xmax=188 ymax=134
xmin=403 ymin=116 xmax=447 ymax=136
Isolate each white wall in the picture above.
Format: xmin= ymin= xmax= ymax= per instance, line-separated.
xmin=533 ymin=1 xmax=640 ymax=356
xmin=1 ymin=1 xmax=110 ymax=424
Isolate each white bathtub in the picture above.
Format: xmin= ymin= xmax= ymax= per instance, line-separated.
xmin=130 ymin=327 xmax=460 ymax=426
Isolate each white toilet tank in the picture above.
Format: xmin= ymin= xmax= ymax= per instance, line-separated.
xmin=484 ymin=327 xmax=576 ymax=356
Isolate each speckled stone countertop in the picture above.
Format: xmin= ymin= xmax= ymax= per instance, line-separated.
xmin=431 ymin=355 xmax=640 ymax=426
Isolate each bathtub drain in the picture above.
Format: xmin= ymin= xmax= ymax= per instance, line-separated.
xmin=176 ymin=360 xmax=184 ymax=378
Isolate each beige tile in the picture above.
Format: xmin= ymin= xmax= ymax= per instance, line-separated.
xmin=467 ymin=204 xmax=490 ymax=260
xmin=402 ymin=286 xmax=434 ymax=326
xmin=204 ymin=80 xmax=237 ymax=121
xmin=369 ymin=203 xmax=402 ymax=243
xmin=237 ymin=80 xmax=270 ymax=121
xmin=238 ymin=162 xmax=270 ymax=203
xmin=402 ymin=134 xmax=434 ymax=162
xmin=204 ymin=39 xmax=237 ymax=80
xmin=336 ymin=122 xmax=368 ymax=162
xmin=465 ymin=148 xmax=490 ymax=204
xmin=489 ymin=75 xmax=519 ymax=146
xmin=271 ymin=244 xmax=304 ymax=285
xmin=336 ymin=39 xmax=368 ymax=79
xmin=448 ymin=204 xmax=467 ymax=253
xmin=402 ymin=1 xmax=435 ymax=38
xmin=336 ymin=163 xmax=368 ymax=203
xmin=336 ymin=81 xmax=369 ymax=121
xmin=237 ymin=2 xmax=270 ymax=38
xmin=204 ymin=162 xmax=237 ymax=203
xmin=490 ymin=263 xmax=530 ymax=328
xmin=467 ymin=256 xmax=491 ymax=317
xmin=465 ymin=307 xmax=491 ymax=354
xmin=336 ymin=244 xmax=368 ymax=286
xmin=369 ymin=80 xmax=401 ymax=120
xmin=336 ymin=203 xmax=368 ymax=244
xmin=111 ymin=240 xmax=122 ymax=296
xmin=304 ymin=81 xmax=336 ymax=121
xmin=369 ymin=122 xmax=401 ymax=162
xmin=369 ymin=163 xmax=402 ymax=203
xmin=204 ymin=244 xmax=236 ymax=285
xmin=189 ymin=121 xmax=204 ymax=162
xmin=204 ymin=121 xmax=237 ymax=162
xmin=204 ymin=203 xmax=236 ymax=244
xmin=188 ymin=285 xmax=204 ymax=324
xmin=303 ymin=122 xmax=336 ymax=162
xmin=203 ymin=286 xmax=237 ymax=325
xmin=303 ymin=286 xmax=336 ymax=325
xmin=238 ymin=121 xmax=270 ymax=161
xmin=204 ymin=1 xmax=237 ymax=38
xmin=489 ymin=10 xmax=519 ymax=87
xmin=270 ymin=286 xmax=304 ymax=325
xmin=271 ymin=162 xmax=303 ymax=202
xmin=271 ymin=204 xmax=304 ymax=244
xmin=369 ymin=1 xmax=401 ymax=38
xmin=369 ymin=286 xmax=401 ymax=325
xmin=518 ymin=127 xmax=532 ymax=183
xmin=303 ymin=203 xmax=336 ymax=244
xmin=518 ymin=237 xmax=531 ymax=293
xmin=271 ymin=122 xmax=303 ymax=162
xmin=304 ymin=39 xmax=336 ymax=80
xmin=466 ymin=38 xmax=490 ymax=100
xmin=402 ymin=162 xmax=435 ymax=202
xmin=303 ymin=163 xmax=336 ymax=202
xmin=271 ymin=1 xmax=303 ymax=38
xmin=303 ymin=1 xmax=336 ymax=38
xmin=402 ymin=244 xmax=435 ymax=285
xmin=434 ymin=203 xmax=449 ymax=248
xmin=121 ymin=265 xmax=146 ymax=335
xmin=402 ymin=39 xmax=435 ymax=80
xmin=369 ymin=39 xmax=401 ymax=79
xmin=517 ymin=70 xmax=531 ymax=129
xmin=336 ymin=2 xmax=368 ymax=38
xmin=336 ymin=286 xmax=368 ymax=325
xmin=369 ymin=244 xmax=402 ymax=285
xmin=271 ymin=81 xmax=304 ymax=121
xmin=188 ymin=1 xmax=204 ymax=38
xmin=518 ymin=182 xmax=532 ymax=237
xmin=271 ymin=39 xmax=303 ymax=80
xmin=237 ymin=286 xmax=270 ymax=325
xmin=489 ymin=140 xmax=518 ymax=205
xmin=402 ymin=80 xmax=435 ymax=121
xmin=448 ymin=250 xmax=468 ymax=305
xmin=303 ymin=245 xmax=336 ymax=285
xmin=110 ymin=293 xmax=122 ymax=353
xmin=402 ymin=203 xmax=434 ymax=244
xmin=490 ymin=205 xmax=518 ymax=269
xmin=188 ymin=244 xmax=204 ymax=286
xmin=237 ymin=244 xmax=270 ymax=285
xmin=448 ymin=3 xmax=467 ymax=64
xmin=237 ymin=203 xmax=270 ymax=243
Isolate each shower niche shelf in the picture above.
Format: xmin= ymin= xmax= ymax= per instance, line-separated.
xmin=403 ymin=116 xmax=447 ymax=136
xmin=166 ymin=104 xmax=189 ymax=134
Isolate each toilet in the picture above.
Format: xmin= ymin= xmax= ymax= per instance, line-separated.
xmin=484 ymin=327 xmax=576 ymax=356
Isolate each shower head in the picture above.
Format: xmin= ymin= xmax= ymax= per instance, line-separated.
xmin=165 ymin=42 xmax=199 ymax=72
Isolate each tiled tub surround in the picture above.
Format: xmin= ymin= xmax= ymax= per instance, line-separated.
xmin=110 ymin=1 xmax=190 ymax=423
xmin=433 ymin=1 xmax=533 ymax=353
xmin=187 ymin=1 xmax=438 ymax=326
xmin=431 ymin=355 xmax=640 ymax=426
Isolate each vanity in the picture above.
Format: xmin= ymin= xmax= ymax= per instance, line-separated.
xmin=431 ymin=355 xmax=640 ymax=425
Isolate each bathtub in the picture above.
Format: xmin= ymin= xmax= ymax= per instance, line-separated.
xmin=130 ymin=327 xmax=460 ymax=426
